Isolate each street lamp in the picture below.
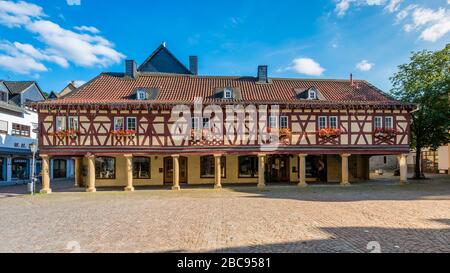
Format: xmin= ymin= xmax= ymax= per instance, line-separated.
xmin=29 ymin=142 xmax=38 ymax=195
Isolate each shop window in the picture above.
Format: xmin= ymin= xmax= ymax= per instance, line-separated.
xmin=133 ymin=157 xmax=150 ymax=179
xmin=200 ymin=156 xmax=226 ymax=178
xmin=238 ymin=156 xmax=258 ymax=178
xmin=95 ymin=157 xmax=116 ymax=179
xmin=12 ymin=158 xmax=29 ymax=180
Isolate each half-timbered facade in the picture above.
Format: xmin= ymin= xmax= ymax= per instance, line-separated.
xmin=33 ymin=45 xmax=413 ymax=193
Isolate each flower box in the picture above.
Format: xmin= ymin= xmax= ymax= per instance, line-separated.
xmin=318 ymin=128 xmax=342 ymax=139
xmin=374 ymin=128 xmax=398 ymax=139
xmin=111 ymin=130 xmax=136 ymax=141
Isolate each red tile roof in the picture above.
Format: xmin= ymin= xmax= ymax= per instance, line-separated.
xmin=38 ymin=72 xmax=409 ymax=107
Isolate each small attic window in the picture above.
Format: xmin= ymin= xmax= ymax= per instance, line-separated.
xmin=308 ymin=89 xmax=317 ymax=100
xmin=137 ymin=89 xmax=147 ymax=100
xmin=224 ymin=88 xmax=233 ymax=99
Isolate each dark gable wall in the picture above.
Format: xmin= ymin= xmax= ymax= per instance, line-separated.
xmin=139 ymin=48 xmax=191 ymax=74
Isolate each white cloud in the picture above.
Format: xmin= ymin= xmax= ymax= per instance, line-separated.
xmin=71 ymin=80 xmax=86 ymax=87
xmin=74 ymin=25 xmax=100 ymax=34
xmin=334 ymin=0 xmax=450 ymax=42
xmin=0 ymin=54 xmax=47 ymax=74
xmin=356 ymin=60 xmax=374 ymax=71
xmin=335 ymin=0 xmax=386 ymax=17
xmin=282 ymin=58 xmax=326 ymax=76
xmin=336 ymin=0 xmax=351 ymax=17
xmin=0 ymin=0 xmax=44 ymax=27
xmin=66 ymin=0 xmax=81 ymax=6
xmin=385 ymin=0 xmax=402 ymax=13
xmin=0 ymin=1 xmax=124 ymax=75
xmin=405 ymin=7 xmax=450 ymax=42
xmin=396 ymin=4 xmax=417 ymax=22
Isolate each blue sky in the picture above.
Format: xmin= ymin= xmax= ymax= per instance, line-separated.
xmin=0 ymin=0 xmax=448 ymax=93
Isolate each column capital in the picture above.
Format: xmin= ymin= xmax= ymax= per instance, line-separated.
xmin=214 ymin=154 xmax=223 ymax=158
xmin=299 ymin=154 xmax=308 ymax=158
xmin=341 ymin=153 xmax=351 ymax=158
xmin=124 ymin=154 xmax=133 ymax=159
xmin=257 ymin=153 xmax=267 ymax=158
xmin=40 ymin=154 xmax=49 ymax=159
xmin=172 ymin=154 xmax=180 ymax=159
xmin=85 ymin=153 xmax=95 ymax=159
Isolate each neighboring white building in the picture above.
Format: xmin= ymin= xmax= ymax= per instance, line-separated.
xmin=0 ymin=81 xmax=74 ymax=185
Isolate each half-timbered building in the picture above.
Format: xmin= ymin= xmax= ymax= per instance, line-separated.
xmin=34 ymin=45 xmax=413 ymax=193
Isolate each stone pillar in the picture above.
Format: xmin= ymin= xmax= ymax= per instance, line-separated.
xmin=298 ymin=154 xmax=308 ymax=187
xmin=214 ymin=154 xmax=222 ymax=189
xmin=124 ymin=154 xmax=134 ymax=192
xmin=73 ymin=157 xmax=83 ymax=187
xmin=399 ymin=154 xmax=408 ymax=184
xmin=86 ymin=155 xmax=96 ymax=193
xmin=257 ymin=154 xmax=266 ymax=189
xmin=341 ymin=154 xmax=351 ymax=186
xmin=40 ymin=155 xmax=52 ymax=194
xmin=172 ymin=155 xmax=180 ymax=190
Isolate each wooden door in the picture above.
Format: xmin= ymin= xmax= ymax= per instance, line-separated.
xmin=268 ymin=155 xmax=290 ymax=182
xmin=164 ymin=157 xmax=188 ymax=184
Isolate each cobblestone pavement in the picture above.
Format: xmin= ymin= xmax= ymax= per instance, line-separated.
xmin=0 ymin=175 xmax=449 ymax=253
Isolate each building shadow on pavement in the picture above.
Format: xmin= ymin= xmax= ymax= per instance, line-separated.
xmin=187 ymin=219 xmax=450 ymax=253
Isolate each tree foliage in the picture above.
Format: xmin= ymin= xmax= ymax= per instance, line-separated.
xmin=390 ymin=44 xmax=450 ymax=178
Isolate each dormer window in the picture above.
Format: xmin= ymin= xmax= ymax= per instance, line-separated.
xmin=308 ymin=89 xmax=317 ymax=100
xmin=137 ymin=90 xmax=147 ymax=100
xmin=224 ymin=88 xmax=233 ymax=99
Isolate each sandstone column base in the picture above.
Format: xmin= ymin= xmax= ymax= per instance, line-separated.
xmin=172 ymin=185 xmax=181 ymax=191
xmin=124 ymin=186 xmax=135 ymax=192
xmin=214 ymin=184 xmax=222 ymax=189
xmin=40 ymin=188 xmax=52 ymax=194
xmin=86 ymin=188 xmax=97 ymax=193
xmin=298 ymin=182 xmax=308 ymax=188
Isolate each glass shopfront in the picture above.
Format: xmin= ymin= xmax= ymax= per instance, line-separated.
xmin=12 ymin=158 xmax=30 ymax=180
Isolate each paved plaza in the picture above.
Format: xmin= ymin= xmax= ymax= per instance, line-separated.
xmin=0 ymin=174 xmax=449 ymax=253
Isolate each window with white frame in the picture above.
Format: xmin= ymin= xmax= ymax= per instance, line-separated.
xmin=318 ymin=116 xmax=327 ymax=130
xmin=308 ymin=89 xmax=317 ymax=100
xmin=0 ymin=120 xmax=7 ymax=134
xmin=191 ymin=117 xmax=200 ymax=130
xmin=137 ymin=90 xmax=147 ymax=100
xmin=374 ymin=117 xmax=383 ymax=129
xmin=56 ymin=116 xmax=66 ymax=131
xmin=384 ymin=117 xmax=393 ymax=129
xmin=280 ymin=116 xmax=289 ymax=129
xmin=224 ymin=88 xmax=233 ymax=99
xmin=114 ymin=117 xmax=125 ymax=130
xmin=269 ymin=116 xmax=278 ymax=129
xmin=329 ymin=116 xmax=338 ymax=129
xmin=202 ymin=118 xmax=210 ymax=129
xmin=68 ymin=117 xmax=79 ymax=131
xmin=127 ymin=117 xmax=137 ymax=131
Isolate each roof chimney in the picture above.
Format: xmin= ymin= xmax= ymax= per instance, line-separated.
xmin=350 ymin=73 xmax=354 ymax=86
xmin=189 ymin=56 xmax=198 ymax=75
xmin=257 ymin=65 xmax=268 ymax=83
xmin=125 ymin=60 xmax=137 ymax=79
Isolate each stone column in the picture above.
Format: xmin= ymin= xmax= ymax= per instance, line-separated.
xmin=124 ymin=154 xmax=134 ymax=191
xmin=214 ymin=154 xmax=222 ymax=189
xmin=257 ymin=154 xmax=266 ymax=189
xmin=341 ymin=154 xmax=351 ymax=186
xmin=86 ymin=154 xmax=96 ymax=193
xmin=399 ymin=154 xmax=408 ymax=184
xmin=172 ymin=155 xmax=180 ymax=190
xmin=73 ymin=157 xmax=82 ymax=187
xmin=298 ymin=154 xmax=308 ymax=187
xmin=40 ymin=155 xmax=52 ymax=194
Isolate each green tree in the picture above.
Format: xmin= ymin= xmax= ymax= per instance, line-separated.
xmin=391 ymin=44 xmax=450 ymax=179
